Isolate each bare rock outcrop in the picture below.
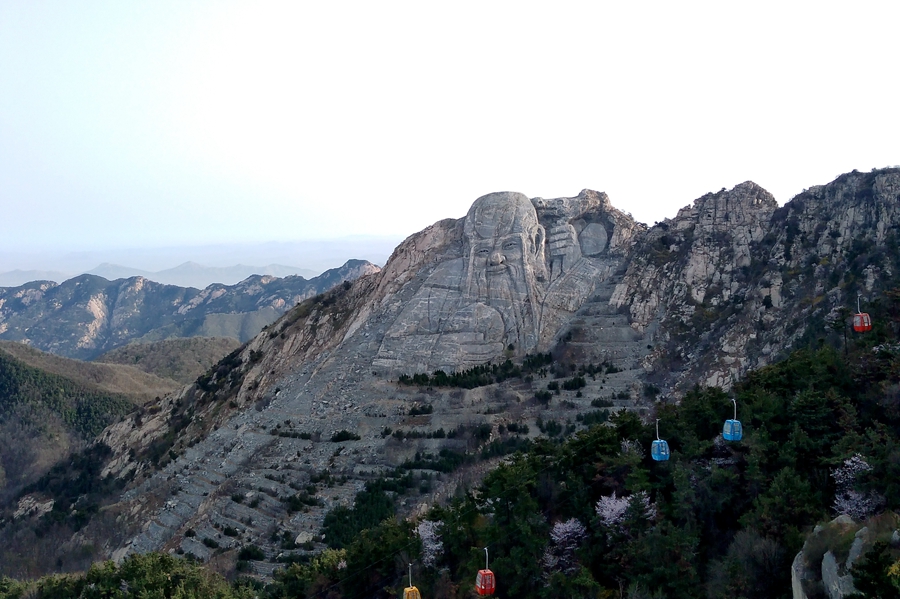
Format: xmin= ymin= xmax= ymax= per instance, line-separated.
xmin=614 ymin=169 xmax=900 ymax=394
xmin=789 ymin=515 xmax=900 ymax=599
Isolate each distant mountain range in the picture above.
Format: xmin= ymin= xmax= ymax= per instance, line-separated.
xmin=0 ymin=259 xmax=380 ymax=360
xmin=0 ymin=236 xmax=403 ymax=287
xmin=86 ymin=262 xmax=320 ymax=288
xmin=0 ymin=262 xmax=320 ymax=289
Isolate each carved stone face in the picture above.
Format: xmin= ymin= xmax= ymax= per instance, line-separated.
xmin=374 ymin=190 xmax=613 ymax=372
xmin=471 ymin=233 xmax=526 ymax=280
xmin=462 ymin=192 xmax=546 ymax=350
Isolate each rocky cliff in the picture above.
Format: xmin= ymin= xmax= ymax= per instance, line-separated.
xmin=790 ymin=513 xmax=900 ymax=599
xmin=615 ymin=169 xmax=900 ymax=393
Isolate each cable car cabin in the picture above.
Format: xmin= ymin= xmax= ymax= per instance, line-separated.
xmin=723 ymin=419 xmax=742 ymax=441
xmin=475 ymin=569 xmax=496 ymax=596
xmin=853 ymin=312 xmax=872 ymax=332
xmin=651 ymin=439 xmax=670 ymax=461
xmin=403 ymin=587 xmax=422 ymax=599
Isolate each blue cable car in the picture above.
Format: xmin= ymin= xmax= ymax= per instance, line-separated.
xmin=723 ymin=398 xmax=742 ymax=441
xmin=651 ymin=419 xmax=669 ymax=461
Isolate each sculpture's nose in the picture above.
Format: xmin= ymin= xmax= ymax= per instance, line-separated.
xmin=490 ymin=252 xmax=505 ymax=266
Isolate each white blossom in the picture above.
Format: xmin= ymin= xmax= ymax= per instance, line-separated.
xmin=596 ymin=492 xmax=629 ymax=528
xmin=595 ymin=491 xmax=657 ymax=537
xmin=542 ymin=518 xmax=586 ymax=576
xmin=832 ymin=454 xmax=871 ymax=488
xmin=416 ymin=520 xmax=444 ymax=567
xmin=831 ymin=454 xmax=883 ymax=520
xmin=541 ymin=550 xmax=560 ymax=574
xmin=550 ymin=518 xmax=586 ymax=553
xmin=833 ymin=490 xmax=883 ymax=521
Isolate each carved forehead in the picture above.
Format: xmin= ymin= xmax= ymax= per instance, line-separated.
xmin=464 ymin=192 xmax=539 ymax=239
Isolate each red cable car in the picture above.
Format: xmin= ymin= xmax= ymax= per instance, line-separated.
xmin=853 ymin=295 xmax=872 ymax=333
xmin=853 ymin=313 xmax=872 ymax=332
xmin=475 ymin=548 xmax=496 ymax=596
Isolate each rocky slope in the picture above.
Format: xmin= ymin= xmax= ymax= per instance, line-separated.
xmin=5 ymin=168 xmax=900 ymax=578
xmin=5 ymin=189 xmax=653 ymax=573
xmin=0 ymin=260 xmax=380 ymax=360
xmin=791 ymin=513 xmax=900 ymax=599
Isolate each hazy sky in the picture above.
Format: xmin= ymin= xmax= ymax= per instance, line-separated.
xmin=1 ymin=1 xmax=898 ymax=258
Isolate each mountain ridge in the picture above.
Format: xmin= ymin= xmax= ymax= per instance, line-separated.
xmin=0 ymin=262 xmax=322 ymax=289
xmin=93 ymin=337 xmax=242 ymax=384
xmin=0 ymin=260 xmax=380 ymax=360
xmin=3 ymin=168 xmax=900 ymax=587
xmin=85 ymin=262 xmax=320 ymax=288
xmin=0 ymin=340 xmax=180 ymax=402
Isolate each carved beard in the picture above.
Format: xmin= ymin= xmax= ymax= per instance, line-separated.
xmin=470 ymin=261 xmax=537 ymax=350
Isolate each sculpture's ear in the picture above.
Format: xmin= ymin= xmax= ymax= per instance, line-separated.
xmin=533 ymin=225 xmax=546 ymax=256
xmin=532 ymin=225 xmax=549 ymax=282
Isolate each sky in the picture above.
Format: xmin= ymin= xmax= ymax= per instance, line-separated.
xmin=1 ymin=1 xmax=898 ymax=271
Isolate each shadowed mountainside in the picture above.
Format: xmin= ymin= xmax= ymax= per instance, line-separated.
xmin=0 ymin=341 xmax=179 ymax=403
xmin=94 ymin=337 xmax=242 ymax=385
xmin=0 ymin=350 xmax=137 ymax=504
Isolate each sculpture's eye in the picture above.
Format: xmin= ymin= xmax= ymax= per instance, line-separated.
xmin=503 ymin=241 xmax=518 ymax=250
xmin=477 ymin=248 xmax=490 ymax=256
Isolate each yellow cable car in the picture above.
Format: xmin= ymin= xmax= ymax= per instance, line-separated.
xmin=404 ymin=563 xmax=422 ymax=599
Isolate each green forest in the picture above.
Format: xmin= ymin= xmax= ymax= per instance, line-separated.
xmin=0 ymin=352 xmax=133 ymax=439
xmin=6 ymin=299 xmax=900 ymax=597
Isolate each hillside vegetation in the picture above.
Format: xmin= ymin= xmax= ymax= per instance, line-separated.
xmin=0 ymin=341 xmax=179 ymax=402
xmin=0 ymin=351 xmax=135 ymax=504
xmin=5 ymin=293 xmax=900 ymax=597
xmin=94 ymin=337 xmax=240 ymax=384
